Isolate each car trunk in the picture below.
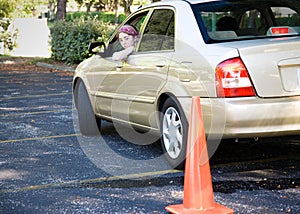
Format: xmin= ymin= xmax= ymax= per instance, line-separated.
xmin=235 ymin=37 xmax=300 ymax=98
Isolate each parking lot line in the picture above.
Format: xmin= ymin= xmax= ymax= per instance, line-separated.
xmin=0 ymin=92 xmax=72 ymax=101
xmin=0 ymin=133 xmax=79 ymax=144
xmin=0 ymin=110 xmax=67 ymax=117
xmin=0 ymin=169 xmax=182 ymax=193
xmin=1 ymin=153 xmax=298 ymax=194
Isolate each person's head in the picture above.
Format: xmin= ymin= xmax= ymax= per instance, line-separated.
xmin=118 ymin=25 xmax=138 ymax=49
xmin=216 ymin=16 xmax=239 ymax=31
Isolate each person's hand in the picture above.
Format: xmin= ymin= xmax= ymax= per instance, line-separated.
xmin=112 ymin=46 xmax=134 ymax=61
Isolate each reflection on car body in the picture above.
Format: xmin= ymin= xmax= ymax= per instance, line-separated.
xmin=73 ymin=0 xmax=300 ymax=169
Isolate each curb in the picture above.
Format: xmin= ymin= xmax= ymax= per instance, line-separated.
xmin=36 ymin=62 xmax=76 ymax=72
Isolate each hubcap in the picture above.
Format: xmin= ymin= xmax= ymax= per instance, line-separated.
xmin=162 ymin=107 xmax=183 ymax=159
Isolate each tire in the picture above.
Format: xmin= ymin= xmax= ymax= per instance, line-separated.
xmin=76 ymin=81 xmax=101 ymax=135
xmin=160 ymin=97 xmax=188 ymax=169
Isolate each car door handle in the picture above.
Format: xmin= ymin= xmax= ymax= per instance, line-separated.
xmin=156 ymin=61 xmax=166 ymax=68
xmin=116 ymin=62 xmax=123 ymax=71
xmin=116 ymin=63 xmax=123 ymax=68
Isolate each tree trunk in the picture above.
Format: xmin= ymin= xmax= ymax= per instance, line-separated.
xmin=114 ymin=0 xmax=120 ymax=23
xmin=86 ymin=2 xmax=92 ymax=13
xmin=49 ymin=1 xmax=56 ymax=21
xmin=57 ymin=0 xmax=66 ymax=20
xmin=123 ymin=0 xmax=133 ymax=16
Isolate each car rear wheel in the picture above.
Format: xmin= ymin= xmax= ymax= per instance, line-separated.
xmin=161 ymin=97 xmax=188 ymax=169
xmin=76 ymin=81 xmax=101 ymax=135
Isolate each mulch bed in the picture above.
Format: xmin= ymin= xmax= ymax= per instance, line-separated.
xmin=0 ymin=57 xmax=75 ymax=76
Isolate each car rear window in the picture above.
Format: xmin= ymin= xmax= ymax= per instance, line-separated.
xmin=193 ymin=0 xmax=300 ymax=43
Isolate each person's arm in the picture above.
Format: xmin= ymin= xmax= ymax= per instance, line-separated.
xmin=112 ymin=46 xmax=134 ymax=61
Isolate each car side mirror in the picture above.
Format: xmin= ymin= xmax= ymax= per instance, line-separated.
xmin=88 ymin=41 xmax=106 ymax=54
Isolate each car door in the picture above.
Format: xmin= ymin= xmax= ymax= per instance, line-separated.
xmin=93 ymin=10 xmax=149 ymax=119
xmin=120 ymin=8 xmax=175 ymax=128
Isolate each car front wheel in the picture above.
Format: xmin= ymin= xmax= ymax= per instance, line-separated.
xmin=161 ymin=98 xmax=188 ymax=169
xmin=76 ymin=81 xmax=101 ymax=136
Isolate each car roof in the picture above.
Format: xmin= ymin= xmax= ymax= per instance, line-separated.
xmin=140 ymin=0 xmax=218 ymax=8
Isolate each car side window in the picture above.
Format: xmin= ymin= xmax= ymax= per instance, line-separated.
xmin=105 ymin=11 xmax=148 ymax=57
xmin=271 ymin=7 xmax=300 ymax=27
xmin=114 ymin=11 xmax=148 ymax=52
xmin=138 ymin=9 xmax=175 ymax=52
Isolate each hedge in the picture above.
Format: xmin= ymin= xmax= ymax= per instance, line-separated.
xmin=50 ymin=17 xmax=115 ymax=64
xmin=66 ymin=11 xmax=126 ymax=24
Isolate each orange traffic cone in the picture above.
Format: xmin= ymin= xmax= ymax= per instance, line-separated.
xmin=165 ymin=96 xmax=234 ymax=214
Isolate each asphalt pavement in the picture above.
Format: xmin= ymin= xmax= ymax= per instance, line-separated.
xmin=0 ymin=58 xmax=299 ymax=214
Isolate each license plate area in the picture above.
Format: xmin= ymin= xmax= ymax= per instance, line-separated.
xmin=279 ymin=67 xmax=300 ymax=92
xmin=278 ymin=58 xmax=300 ymax=92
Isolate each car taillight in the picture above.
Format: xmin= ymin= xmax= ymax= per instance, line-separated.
xmin=215 ymin=57 xmax=255 ymax=97
xmin=268 ymin=26 xmax=297 ymax=35
xmin=271 ymin=27 xmax=289 ymax=34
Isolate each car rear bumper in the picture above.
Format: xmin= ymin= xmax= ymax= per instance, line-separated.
xmin=221 ymin=96 xmax=300 ymax=138
xmin=179 ymin=96 xmax=300 ymax=138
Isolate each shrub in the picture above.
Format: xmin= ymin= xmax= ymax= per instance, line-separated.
xmin=50 ymin=17 xmax=115 ymax=64
xmin=0 ymin=18 xmax=18 ymax=54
